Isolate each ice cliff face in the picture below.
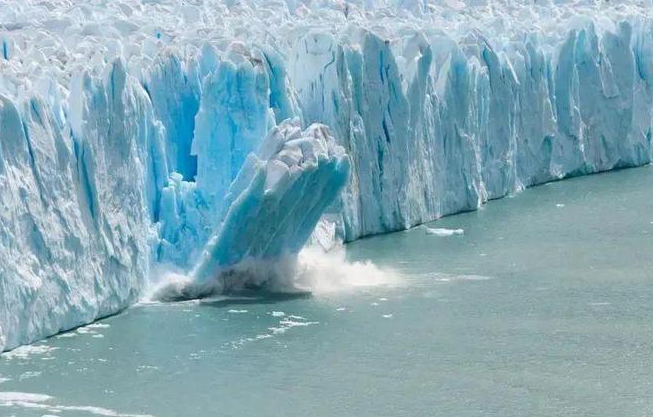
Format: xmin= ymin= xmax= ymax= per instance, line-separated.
xmin=0 ymin=62 xmax=153 ymax=351
xmin=2 ymin=0 xmax=653 ymax=351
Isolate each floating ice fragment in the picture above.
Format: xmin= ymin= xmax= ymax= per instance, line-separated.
xmin=85 ymin=323 xmax=110 ymax=329
xmin=2 ymin=345 xmax=58 ymax=360
xmin=423 ymin=226 xmax=464 ymax=236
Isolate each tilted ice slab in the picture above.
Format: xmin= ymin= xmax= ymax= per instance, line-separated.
xmin=3 ymin=0 xmax=653 ymax=350
xmin=192 ymin=122 xmax=349 ymax=287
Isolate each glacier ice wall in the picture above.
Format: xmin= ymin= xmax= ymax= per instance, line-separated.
xmin=2 ymin=0 xmax=653 ymax=350
xmin=0 ymin=61 xmax=155 ymax=351
xmin=291 ymin=21 xmax=653 ymax=240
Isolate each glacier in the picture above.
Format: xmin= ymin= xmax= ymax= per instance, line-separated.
xmin=2 ymin=0 xmax=653 ymax=351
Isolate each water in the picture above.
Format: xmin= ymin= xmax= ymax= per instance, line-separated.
xmin=2 ymin=167 xmax=653 ymax=417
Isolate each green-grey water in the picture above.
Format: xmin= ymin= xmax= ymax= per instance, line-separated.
xmin=2 ymin=167 xmax=653 ymax=417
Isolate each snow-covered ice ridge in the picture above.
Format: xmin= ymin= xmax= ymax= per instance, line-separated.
xmin=2 ymin=0 xmax=653 ymax=351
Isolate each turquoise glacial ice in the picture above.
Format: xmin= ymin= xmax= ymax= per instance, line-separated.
xmin=2 ymin=0 xmax=653 ymax=350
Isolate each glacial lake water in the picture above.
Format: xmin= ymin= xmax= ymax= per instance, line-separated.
xmin=2 ymin=166 xmax=653 ymax=417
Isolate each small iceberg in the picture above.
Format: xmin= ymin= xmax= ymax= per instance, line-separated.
xmin=422 ymin=226 xmax=464 ymax=237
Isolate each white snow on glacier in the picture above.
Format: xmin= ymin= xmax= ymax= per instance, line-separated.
xmin=2 ymin=0 xmax=653 ymax=351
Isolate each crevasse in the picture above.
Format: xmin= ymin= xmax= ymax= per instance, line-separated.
xmin=2 ymin=0 xmax=653 ymax=351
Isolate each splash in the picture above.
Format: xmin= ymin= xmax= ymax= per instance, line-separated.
xmin=291 ymin=246 xmax=400 ymax=294
xmin=146 ymin=245 xmax=399 ymax=301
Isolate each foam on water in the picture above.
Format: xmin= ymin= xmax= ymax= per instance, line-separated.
xmin=224 ymin=313 xmax=320 ymax=350
xmin=0 ymin=391 xmax=156 ymax=417
xmin=1 ymin=345 xmax=58 ymax=361
xmin=0 ymin=392 xmax=52 ymax=402
xmin=412 ymin=272 xmax=494 ymax=285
